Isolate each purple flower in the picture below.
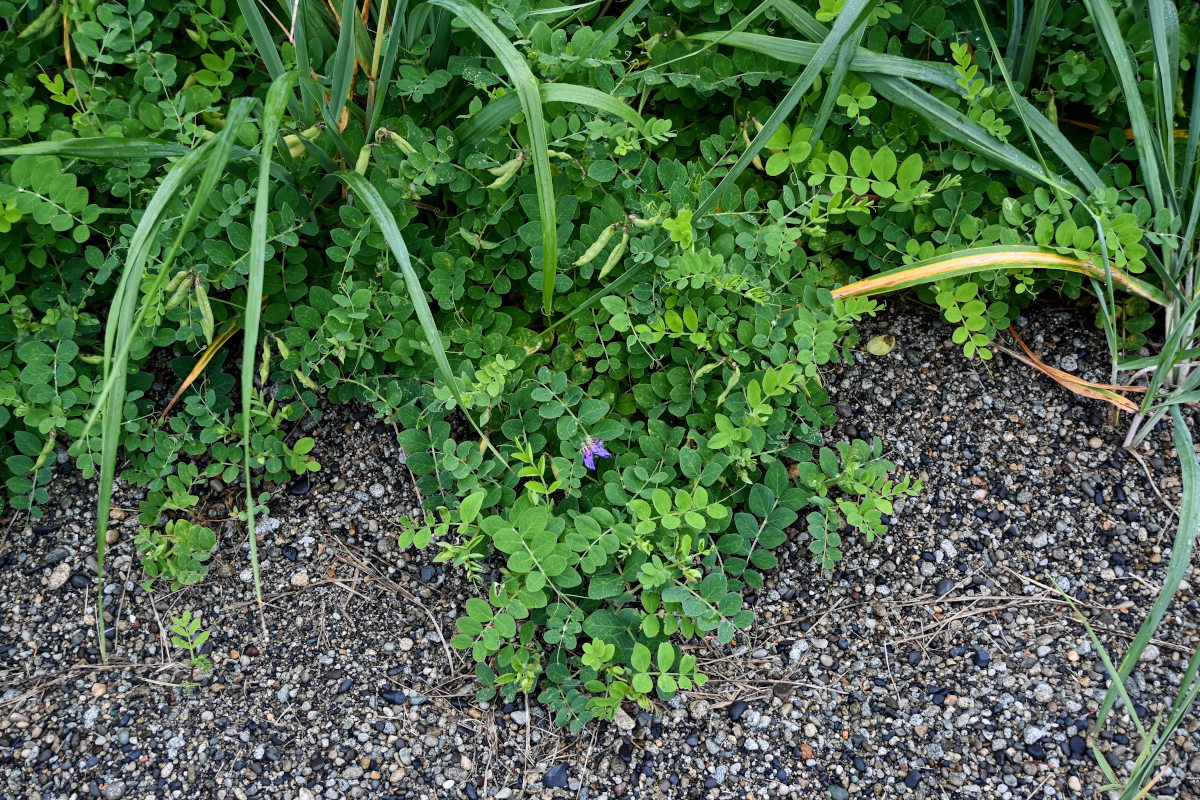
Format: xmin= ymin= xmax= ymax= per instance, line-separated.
xmin=580 ymin=437 xmax=613 ymax=470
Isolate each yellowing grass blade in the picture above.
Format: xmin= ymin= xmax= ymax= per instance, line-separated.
xmin=159 ymin=320 xmax=241 ymax=420
xmin=831 ymin=246 xmax=1170 ymax=307
xmin=996 ymin=327 xmax=1146 ymax=413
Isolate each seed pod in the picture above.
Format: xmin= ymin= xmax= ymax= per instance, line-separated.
xmin=485 ymin=156 xmax=523 ymax=190
xmin=546 ymin=150 xmax=574 ymax=161
xmin=597 ymin=230 xmax=629 ymax=279
xmin=31 ymin=431 xmax=57 ymax=472
xmin=78 ymin=354 xmax=104 ymax=365
xmin=294 ymin=369 xmax=318 ymax=390
xmin=354 ymin=144 xmax=372 ymax=176
xmin=163 ymin=273 xmax=192 ymax=312
xmin=259 ymin=341 xmax=271 ymax=386
xmin=193 ymin=276 xmax=214 ymax=344
xmin=1046 ymin=95 xmax=1058 ymax=129
xmin=487 ymin=155 xmax=523 ymax=177
xmin=298 ymin=125 xmax=322 ymax=140
xmin=573 ymin=223 xmax=616 ymax=266
xmin=716 ymin=363 xmax=741 ymax=407
xmin=629 ymin=213 xmax=660 ymax=229
xmin=19 ymin=2 xmax=59 ymax=38
xmin=385 ymin=129 xmax=416 ymax=155
xmin=284 ymin=134 xmax=307 ymax=159
xmin=163 ymin=269 xmax=187 ymax=294
xmin=274 ymin=337 xmax=291 ymax=362
xmin=744 ymin=123 xmax=764 ymax=172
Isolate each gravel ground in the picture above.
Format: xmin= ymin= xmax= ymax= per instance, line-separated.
xmin=2 ymin=301 xmax=1199 ymax=800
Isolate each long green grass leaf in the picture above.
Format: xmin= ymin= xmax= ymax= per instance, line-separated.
xmin=368 ymin=0 xmax=408 ymax=135
xmin=242 ymin=71 xmax=298 ymax=634
xmin=806 ymin=22 xmax=865 ymax=149
xmin=1148 ymin=0 xmax=1179 ymax=187
xmin=1094 ymin=405 xmax=1200 ymax=749
xmin=337 ymin=171 xmax=463 ymax=403
xmin=698 ymin=27 xmax=1104 ymax=195
xmin=328 ymin=0 xmax=358 ymax=129
xmin=694 ymin=0 xmax=879 ymax=220
xmin=1079 ymin=0 xmax=1169 ymax=213
xmin=89 ymin=96 xmax=257 ymax=659
xmin=232 ymin=0 xmax=304 ymax=122
xmin=0 ymin=138 xmax=195 ymax=159
xmin=456 ymin=83 xmax=647 ymax=148
xmin=429 ymin=0 xmax=558 ymax=314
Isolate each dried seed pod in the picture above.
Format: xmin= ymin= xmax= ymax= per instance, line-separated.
xmin=597 ymin=229 xmax=629 ymax=279
xmin=573 ymin=223 xmax=616 ymax=266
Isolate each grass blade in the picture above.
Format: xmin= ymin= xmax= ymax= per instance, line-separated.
xmin=806 ymin=22 xmax=866 ymax=149
xmin=232 ymin=0 xmax=304 ymax=122
xmin=690 ymin=31 xmax=960 ymax=92
xmin=337 ymin=170 xmax=462 ymax=403
xmin=242 ymin=71 xmax=299 ymax=637
xmin=698 ymin=28 xmax=1103 ymax=195
xmin=429 ymin=0 xmax=558 ymax=314
xmin=1147 ymin=0 xmax=1179 ymax=185
xmin=368 ymin=0 xmax=408 ymax=135
xmin=328 ymin=0 xmax=358 ymax=130
xmin=1093 ymin=404 xmax=1200 ymax=786
xmin=694 ymin=0 xmax=879 ymax=220
xmin=1079 ymin=0 xmax=1169 ymax=213
xmin=831 ymin=245 xmax=1170 ymax=307
xmin=88 ymin=96 xmax=257 ymax=659
xmin=0 ymin=138 xmax=196 ymax=159
xmin=456 ymin=83 xmax=647 ymax=148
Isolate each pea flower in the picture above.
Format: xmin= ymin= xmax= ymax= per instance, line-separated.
xmin=580 ymin=437 xmax=613 ymax=470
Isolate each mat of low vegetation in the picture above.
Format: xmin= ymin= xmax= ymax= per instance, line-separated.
xmin=1 ymin=1 xmax=1198 ymax=794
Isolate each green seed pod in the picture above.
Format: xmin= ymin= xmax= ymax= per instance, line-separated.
xmin=275 ymin=337 xmax=291 ymax=362
xmin=485 ymin=156 xmax=523 ymax=190
xmin=597 ymin=230 xmax=629 ymax=279
xmin=259 ymin=341 xmax=271 ymax=386
xmin=284 ymin=134 xmax=307 ymax=159
xmin=573 ymin=224 xmax=617 ymax=266
xmin=487 ymin=156 xmax=523 ymax=177
xmin=355 ymin=144 xmax=372 ymax=176
xmin=163 ymin=269 xmax=187 ymax=294
xmin=629 ymin=213 xmax=661 ymax=229
xmin=31 ymin=431 xmax=57 ymax=472
xmin=193 ymin=277 xmax=214 ymax=344
xmin=546 ymin=150 xmax=574 ymax=161
xmin=19 ymin=2 xmax=59 ymax=39
xmin=385 ymin=130 xmax=416 ymax=155
xmin=163 ymin=274 xmax=192 ymax=312
xmin=294 ymin=369 xmax=318 ymax=390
